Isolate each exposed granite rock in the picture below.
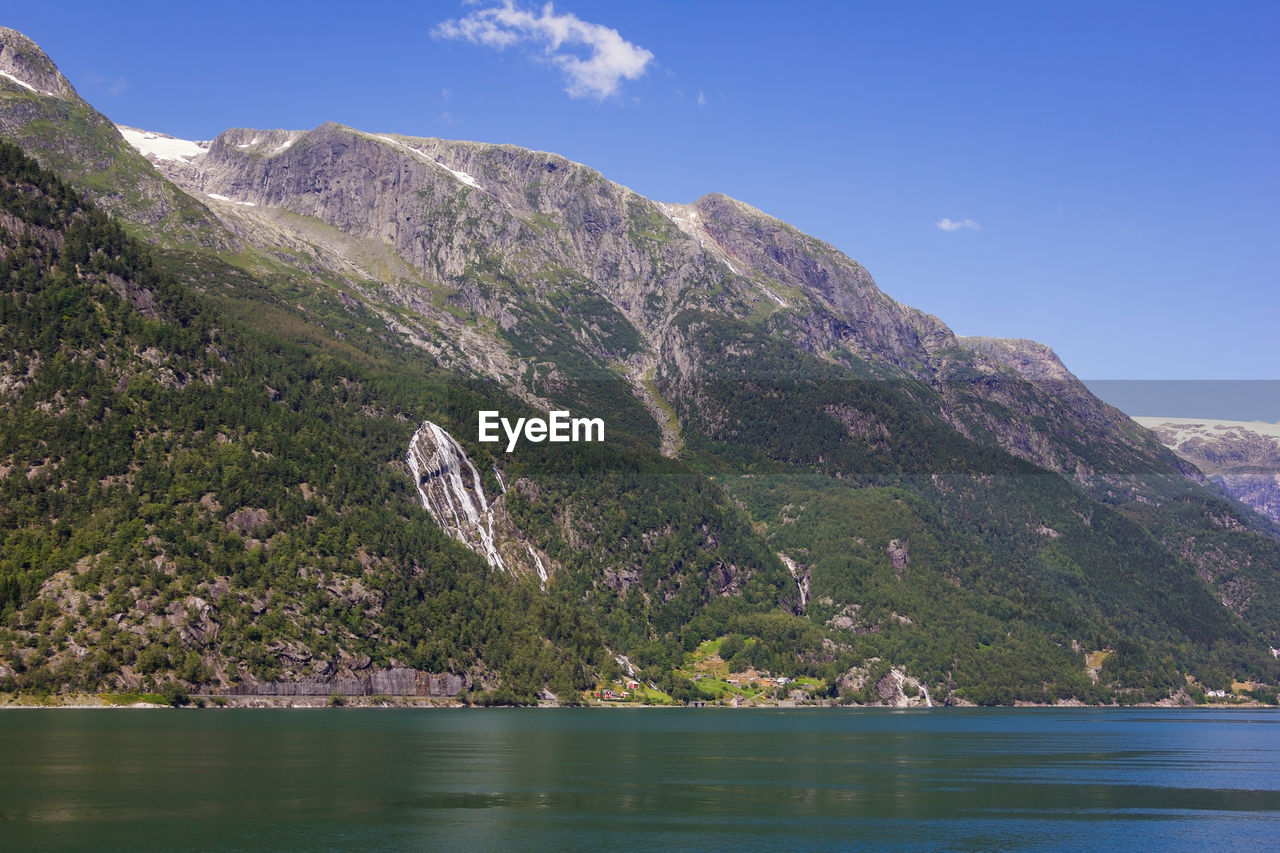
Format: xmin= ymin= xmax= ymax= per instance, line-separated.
xmin=690 ymin=193 xmax=956 ymax=369
xmin=0 ymin=27 xmax=227 ymax=245
xmin=226 ymin=669 xmax=467 ymax=697
xmin=225 ymin=507 xmax=270 ymax=535
xmin=951 ymin=336 xmax=1203 ymax=493
xmin=886 ymin=539 xmax=909 ymax=575
xmin=0 ymin=27 xmax=76 ymax=99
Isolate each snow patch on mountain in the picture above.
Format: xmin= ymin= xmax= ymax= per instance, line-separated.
xmin=1132 ymin=417 xmax=1280 ymax=444
xmin=375 ymin=135 xmax=484 ymax=191
xmin=0 ymin=69 xmax=39 ymax=94
xmin=117 ymin=126 xmax=208 ymax=163
xmin=206 ymin=193 xmax=257 ymax=207
xmin=1136 ymin=416 xmax=1280 ymax=525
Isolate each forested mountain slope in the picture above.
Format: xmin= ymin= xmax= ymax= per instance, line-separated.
xmin=3 ymin=25 xmax=1279 ymax=705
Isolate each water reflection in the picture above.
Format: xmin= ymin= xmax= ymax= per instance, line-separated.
xmin=1 ymin=708 xmax=1278 ymax=850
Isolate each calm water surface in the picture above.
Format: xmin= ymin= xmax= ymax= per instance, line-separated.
xmin=1 ymin=707 xmax=1277 ymax=850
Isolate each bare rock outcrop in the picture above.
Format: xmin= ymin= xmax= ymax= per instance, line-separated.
xmin=0 ymin=27 xmax=77 ymax=99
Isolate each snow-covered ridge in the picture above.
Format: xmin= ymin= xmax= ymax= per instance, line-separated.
xmin=375 ymin=135 xmax=484 ymax=191
xmin=117 ymin=125 xmax=209 ymax=164
xmin=1132 ymin=417 xmax=1280 ymax=444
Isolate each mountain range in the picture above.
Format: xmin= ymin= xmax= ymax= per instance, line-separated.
xmin=2 ymin=25 xmax=1277 ymax=706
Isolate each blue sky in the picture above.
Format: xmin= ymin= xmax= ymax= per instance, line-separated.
xmin=5 ymin=1 xmax=1277 ymax=385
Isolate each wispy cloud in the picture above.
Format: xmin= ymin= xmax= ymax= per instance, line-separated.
xmin=936 ymin=217 xmax=980 ymax=232
xmin=433 ymin=1 xmax=654 ymax=99
xmin=84 ymin=73 xmax=130 ymax=96
xmin=696 ymin=90 xmax=706 ymax=107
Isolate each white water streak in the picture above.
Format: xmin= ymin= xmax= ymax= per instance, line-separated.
xmin=406 ymin=421 xmax=507 ymax=572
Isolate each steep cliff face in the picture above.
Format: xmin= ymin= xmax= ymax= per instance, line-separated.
xmin=124 ymin=121 xmax=972 ymax=380
xmin=687 ymin=193 xmax=956 ymax=369
xmin=406 ymin=420 xmax=549 ymax=583
xmin=0 ymin=28 xmax=75 ymax=98
xmin=152 ymin=123 xmax=738 ymax=321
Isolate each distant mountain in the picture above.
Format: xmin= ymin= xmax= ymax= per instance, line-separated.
xmin=1134 ymin=417 xmax=1280 ymax=526
xmin=3 ymin=25 xmax=1278 ymax=706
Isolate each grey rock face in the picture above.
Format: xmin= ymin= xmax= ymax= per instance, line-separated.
xmin=690 ymin=193 xmax=957 ymax=368
xmin=0 ymin=27 xmax=76 ymax=99
xmin=130 ymin=120 xmax=1200 ymax=503
xmin=224 ymin=669 xmax=466 ymax=696
xmin=886 ymin=539 xmax=909 ymax=575
xmin=952 ymin=336 xmax=1201 ymax=490
xmin=131 ymin=121 xmax=970 ymax=376
xmin=960 ymin=336 xmax=1074 ymax=383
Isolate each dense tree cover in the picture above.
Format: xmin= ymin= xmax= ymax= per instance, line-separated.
xmin=0 ymin=141 xmax=612 ymax=701
xmin=660 ymin=310 xmax=1279 ymax=702
xmin=0 ymin=142 xmax=821 ymax=702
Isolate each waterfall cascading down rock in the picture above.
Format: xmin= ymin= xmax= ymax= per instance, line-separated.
xmin=405 ymin=420 xmax=551 ymax=585
xmin=406 ymin=420 xmax=509 ymax=572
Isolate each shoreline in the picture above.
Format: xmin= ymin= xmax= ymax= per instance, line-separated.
xmin=1 ymin=694 xmax=1274 ymax=710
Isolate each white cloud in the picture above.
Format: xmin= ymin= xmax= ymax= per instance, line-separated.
xmin=434 ymin=1 xmax=654 ymax=99
xmin=697 ymin=90 xmax=706 ymax=107
xmin=937 ymin=217 xmax=980 ymax=232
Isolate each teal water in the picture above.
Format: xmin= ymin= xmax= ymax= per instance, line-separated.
xmin=1 ymin=708 xmax=1277 ymax=851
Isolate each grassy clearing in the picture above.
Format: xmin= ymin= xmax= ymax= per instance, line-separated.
xmin=98 ymin=692 xmax=168 ymax=706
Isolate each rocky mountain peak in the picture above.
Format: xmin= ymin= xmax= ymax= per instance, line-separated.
xmin=689 ymin=191 xmax=957 ymax=365
xmin=0 ymin=27 xmax=76 ymax=99
xmin=0 ymin=28 xmax=230 ymax=247
xmin=961 ymin=336 xmax=1075 ymax=383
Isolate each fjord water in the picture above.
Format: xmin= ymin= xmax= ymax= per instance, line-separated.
xmin=2 ymin=709 xmax=1277 ymax=851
